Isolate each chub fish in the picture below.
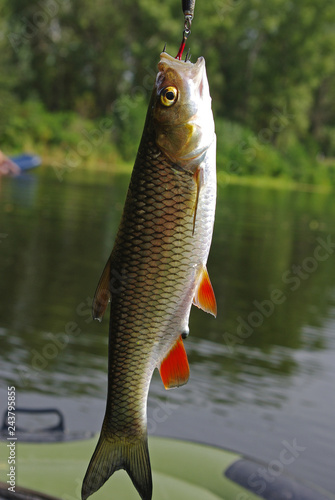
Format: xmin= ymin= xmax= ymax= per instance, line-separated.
xmin=82 ymin=50 xmax=217 ymax=500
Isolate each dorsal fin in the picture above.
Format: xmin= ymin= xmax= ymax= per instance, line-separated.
xmin=92 ymin=258 xmax=112 ymax=321
xmin=193 ymin=266 xmax=217 ymax=317
xmin=159 ymin=336 xmax=190 ymax=390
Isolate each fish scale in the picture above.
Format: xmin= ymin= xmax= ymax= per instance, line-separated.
xmin=82 ymin=52 xmax=216 ymax=500
xmin=97 ymin=140 xmax=199 ymax=460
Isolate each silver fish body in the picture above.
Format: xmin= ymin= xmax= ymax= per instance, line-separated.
xmin=82 ymin=52 xmax=216 ymax=500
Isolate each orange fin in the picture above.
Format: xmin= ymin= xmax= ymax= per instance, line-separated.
xmin=92 ymin=258 xmax=112 ymax=322
xmin=192 ymin=168 xmax=204 ymax=235
xmin=193 ymin=266 xmax=217 ymax=317
xmin=159 ymin=336 xmax=190 ymax=390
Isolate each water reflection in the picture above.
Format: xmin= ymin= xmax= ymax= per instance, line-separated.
xmin=1 ymin=173 xmax=335 ymax=390
xmin=1 ymin=171 xmax=335 ymax=493
xmin=212 ymin=185 xmax=335 ymax=350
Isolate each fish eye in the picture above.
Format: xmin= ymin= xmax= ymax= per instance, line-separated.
xmin=160 ymin=86 xmax=178 ymax=107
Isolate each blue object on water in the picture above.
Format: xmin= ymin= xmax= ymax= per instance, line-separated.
xmin=10 ymin=153 xmax=42 ymax=171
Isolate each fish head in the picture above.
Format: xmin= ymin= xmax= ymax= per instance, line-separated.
xmin=153 ymin=52 xmax=215 ymax=168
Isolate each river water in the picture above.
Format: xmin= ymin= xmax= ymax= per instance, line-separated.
xmin=1 ymin=169 xmax=335 ymax=495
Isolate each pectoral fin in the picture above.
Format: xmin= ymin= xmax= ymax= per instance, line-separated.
xmin=192 ymin=167 xmax=204 ymax=236
xmin=193 ymin=266 xmax=217 ymax=317
xmin=159 ymin=336 xmax=190 ymax=390
xmin=92 ymin=258 xmax=112 ymax=322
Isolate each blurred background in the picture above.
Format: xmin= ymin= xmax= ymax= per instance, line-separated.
xmin=1 ymin=0 xmax=335 ymax=181
xmin=1 ymin=0 xmax=335 ymax=498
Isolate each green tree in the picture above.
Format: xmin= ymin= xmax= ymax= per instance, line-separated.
xmin=0 ymin=4 xmax=19 ymax=140
xmin=1 ymin=0 xmax=335 ymax=170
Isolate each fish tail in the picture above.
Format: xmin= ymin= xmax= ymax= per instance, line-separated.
xmin=81 ymin=430 xmax=152 ymax=500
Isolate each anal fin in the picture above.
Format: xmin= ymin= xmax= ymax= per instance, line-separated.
xmin=92 ymin=258 xmax=112 ymax=322
xmin=193 ymin=266 xmax=217 ymax=317
xmin=159 ymin=336 xmax=190 ymax=390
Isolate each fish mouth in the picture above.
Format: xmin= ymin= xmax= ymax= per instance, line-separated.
xmin=158 ymin=51 xmax=206 ymax=87
xmin=159 ymin=51 xmax=205 ymax=68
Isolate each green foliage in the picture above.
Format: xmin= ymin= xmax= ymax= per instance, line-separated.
xmin=1 ymin=0 xmax=335 ymax=184
xmin=2 ymin=100 xmax=89 ymax=148
xmin=0 ymin=9 xmax=19 ymax=139
xmin=112 ymin=94 xmax=149 ymax=162
xmin=0 ymin=100 xmax=120 ymax=173
xmin=216 ymin=117 xmax=335 ymax=186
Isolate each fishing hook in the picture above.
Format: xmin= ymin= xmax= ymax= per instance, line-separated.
xmin=176 ymin=0 xmax=196 ymax=60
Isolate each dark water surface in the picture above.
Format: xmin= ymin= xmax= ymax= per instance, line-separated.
xmin=1 ymin=169 xmax=335 ymax=495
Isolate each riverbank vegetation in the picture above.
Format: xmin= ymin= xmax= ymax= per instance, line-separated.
xmin=1 ymin=0 xmax=335 ymax=185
